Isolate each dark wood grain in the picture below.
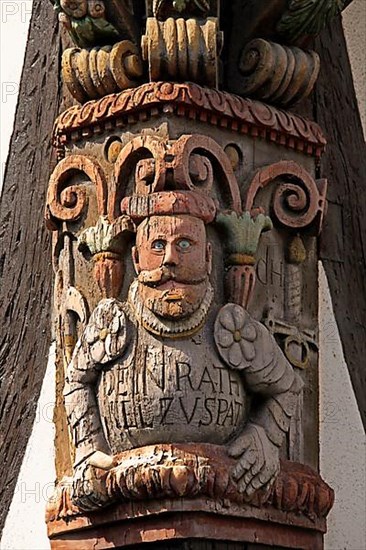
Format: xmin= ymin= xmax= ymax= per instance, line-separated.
xmin=0 ymin=0 xmax=62 ymax=533
xmin=314 ymin=16 xmax=366 ymax=428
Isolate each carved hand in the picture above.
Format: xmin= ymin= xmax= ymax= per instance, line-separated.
xmin=71 ymin=451 xmax=116 ymax=512
xmin=228 ymin=423 xmax=280 ymax=497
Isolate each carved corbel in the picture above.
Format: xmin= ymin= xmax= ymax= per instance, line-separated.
xmin=227 ymin=0 xmax=348 ymax=103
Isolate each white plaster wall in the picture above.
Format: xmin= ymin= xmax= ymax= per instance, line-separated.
xmin=343 ymin=0 xmax=366 ymax=139
xmin=319 ymin=263 xmax=366 ymax=550
xmin=0 ymin=345 xmax=56 ymax=550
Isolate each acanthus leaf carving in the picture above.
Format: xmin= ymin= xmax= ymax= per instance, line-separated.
xmin=78 ymin=215 xmax=136 ymax=298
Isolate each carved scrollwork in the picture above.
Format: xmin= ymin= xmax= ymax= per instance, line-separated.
xmin=62 ymin=41 xmax=143 ymax=103
xmin=244 ymin=160 xmax=327 ymax=234
xmin=172 ymin=135 xmax=241 ymax=211
xmin=111 ymin=136 xmax=168 ymax=219
xmin=238 ymin=39 xmax=320 ymax=107
xmin=46 ymin=155 xmax=108 ymax=229
xmin=110 ymin=134 xmax=242 ymax=220
xmin=142 ymin=17 xmax=222 ymax=87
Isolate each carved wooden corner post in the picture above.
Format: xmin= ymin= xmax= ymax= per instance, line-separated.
xmin=45 ymin=1 xmax=342 ymax=548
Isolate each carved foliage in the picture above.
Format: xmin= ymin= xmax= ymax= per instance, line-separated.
xmin=277 ymin=0 xmax=346 ymax=45
xmin=50 ymin=0 xmax=139 ymax=48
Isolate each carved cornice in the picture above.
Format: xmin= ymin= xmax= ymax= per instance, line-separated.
xmin=54 ymin=82 xmax=327 ymax=158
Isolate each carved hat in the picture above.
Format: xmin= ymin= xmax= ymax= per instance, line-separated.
xmin=121 ymin=190 xmax=217 ymax=224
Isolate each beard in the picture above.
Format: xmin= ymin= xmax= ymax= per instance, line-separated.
xmin=137 ymin=266 xmax=209 ymax=320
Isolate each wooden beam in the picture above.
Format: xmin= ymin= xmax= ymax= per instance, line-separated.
xmin=314 ymin=16 xmax=366 ymax=428
xmin=0 ymin=0 xmax=62 ymax=533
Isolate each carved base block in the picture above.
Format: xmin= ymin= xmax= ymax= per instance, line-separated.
xmin=48 ymin=508 xmax=324 ymax=549
xmin=47 ymin=444 xmax=332 ymax=550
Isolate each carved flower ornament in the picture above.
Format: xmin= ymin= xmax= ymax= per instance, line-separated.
xmin=83 ymin=299 xmax=127 ymax=364
xmin=215 ymin=304 xmax=258 ymax=369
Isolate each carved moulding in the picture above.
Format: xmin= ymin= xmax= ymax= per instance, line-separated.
xmin=53 ymin=81 xmax=327 ymax=158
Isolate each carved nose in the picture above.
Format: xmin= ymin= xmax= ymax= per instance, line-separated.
xmin=163 ymin=244 xmax=178 ymax=266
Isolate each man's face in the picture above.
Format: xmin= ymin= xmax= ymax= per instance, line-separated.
xmin=133 ymin=215 xmax=212 ymax=320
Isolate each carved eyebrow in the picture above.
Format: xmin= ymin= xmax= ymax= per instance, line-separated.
xmin=149 ymin=235 xmax=166 ymax=241
xmin=173 ymin=235 xmax=197 ymax=241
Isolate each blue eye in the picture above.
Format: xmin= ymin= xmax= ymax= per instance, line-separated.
xmin=152 ymin=240 xmax=166 ymax=251
xmin=177 ymin=239 xmax=191 ymax=250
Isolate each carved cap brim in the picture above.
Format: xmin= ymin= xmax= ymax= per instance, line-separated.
xmin=121 ymin=191 xmax=217 ymax=223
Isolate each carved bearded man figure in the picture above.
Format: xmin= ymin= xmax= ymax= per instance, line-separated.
xmin=64 ymin=191 xmax=302 ymax=510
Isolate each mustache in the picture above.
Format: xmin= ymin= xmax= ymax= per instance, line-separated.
xmin=137 ymin=266 xmax=207 ymax=287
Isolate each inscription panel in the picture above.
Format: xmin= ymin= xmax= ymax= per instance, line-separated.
xmin=98 ymin=329 xmax=248 ymax=453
